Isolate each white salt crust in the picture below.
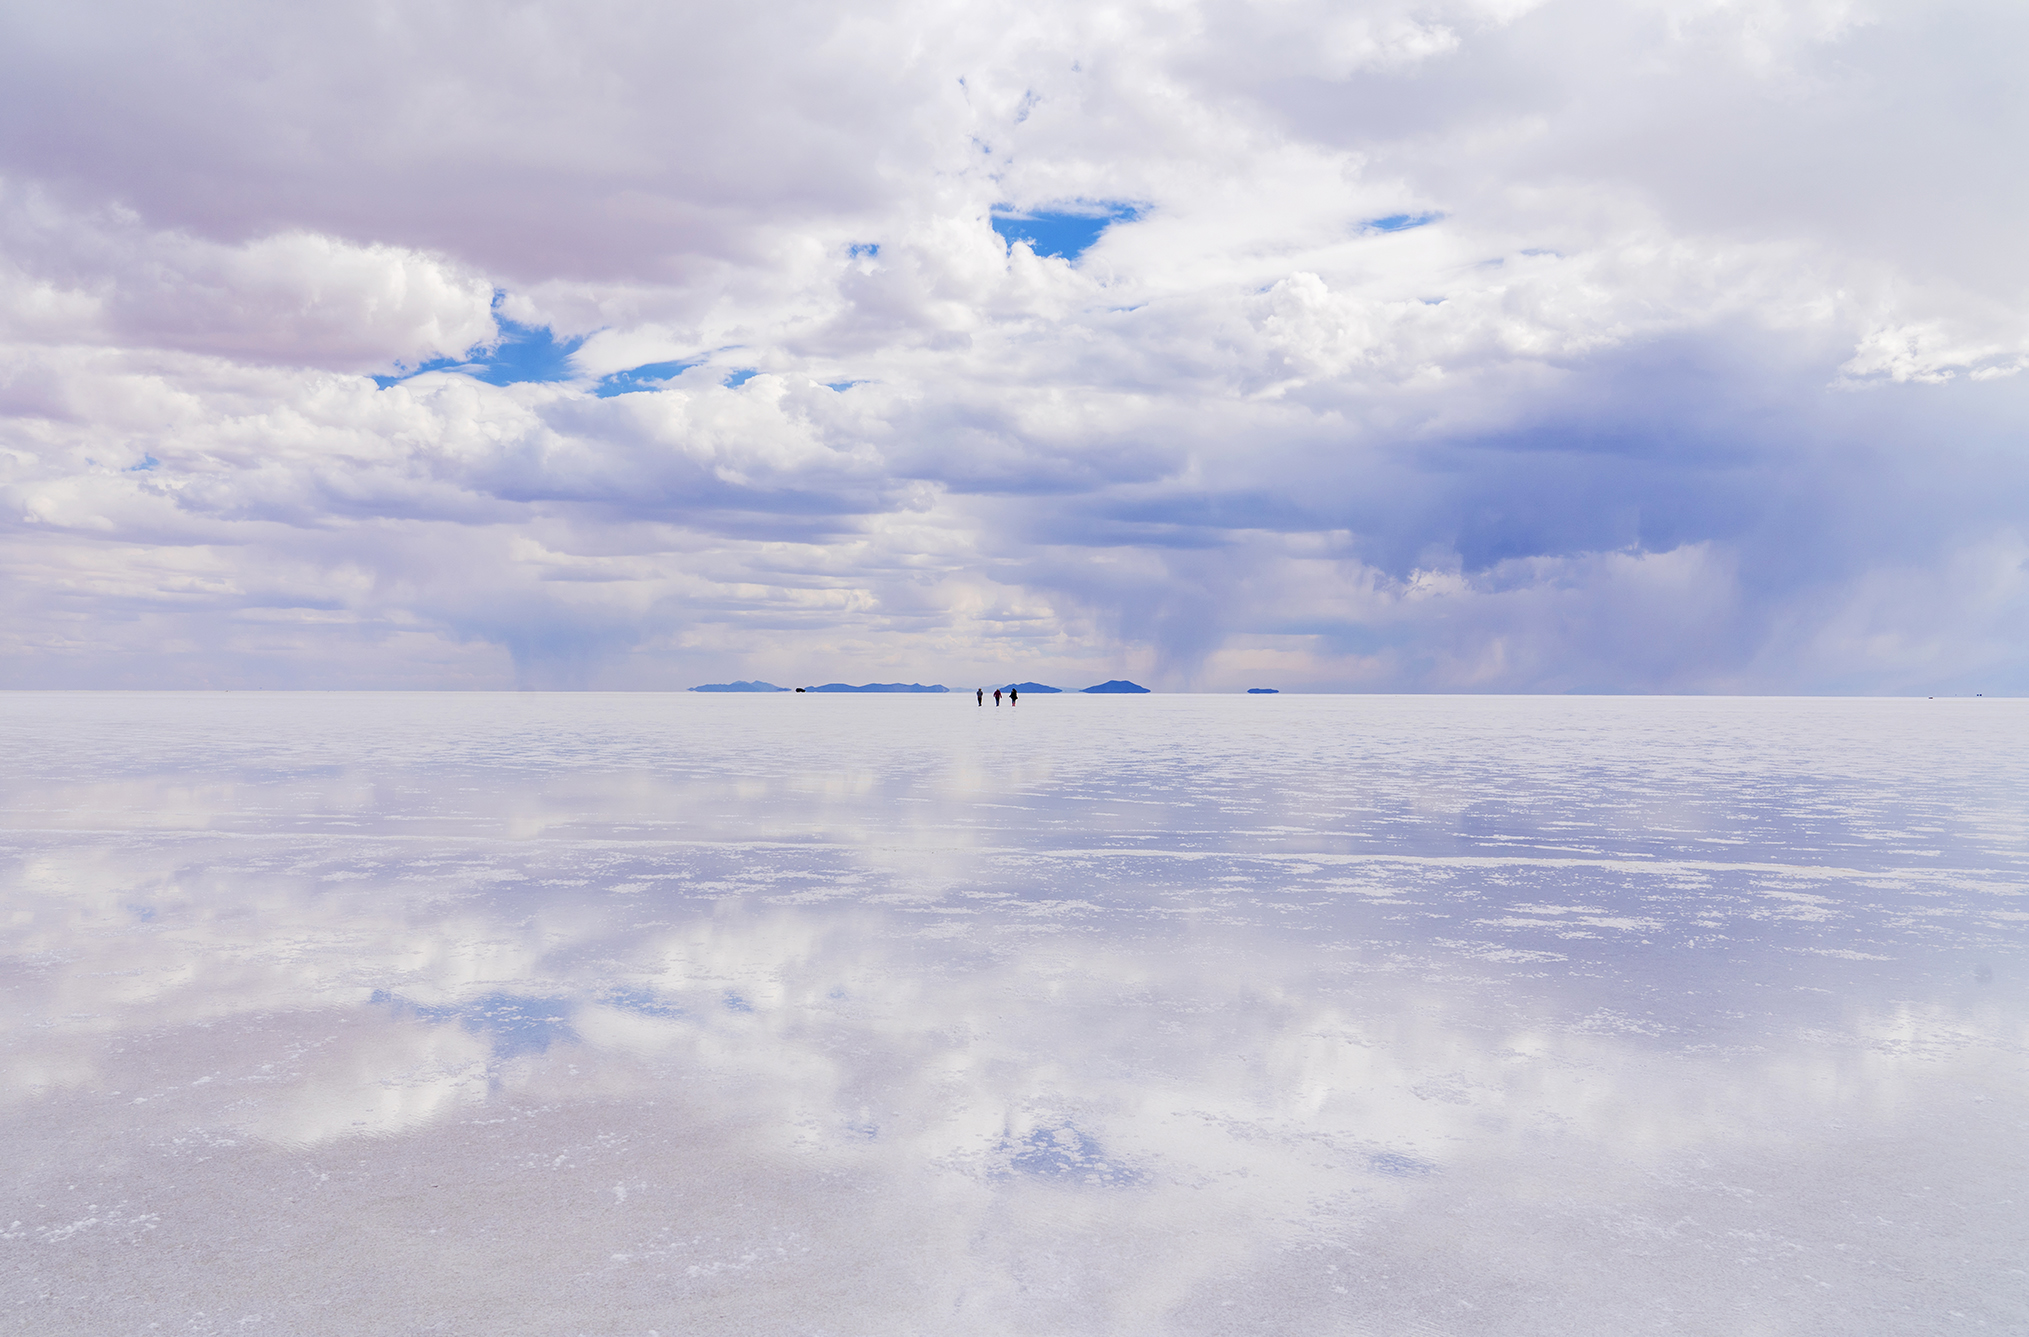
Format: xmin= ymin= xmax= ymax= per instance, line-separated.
xmin=2 ymin=693 xmax=2024 ymax=1334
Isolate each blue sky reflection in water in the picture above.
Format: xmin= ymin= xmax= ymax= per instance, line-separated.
xmin=2 ymin=693 xmax=2025 ymax=1333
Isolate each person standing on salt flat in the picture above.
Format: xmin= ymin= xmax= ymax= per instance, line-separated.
xmin=1010 ymin=686 xmax=1018 ymax=704
xmin=977 ymin=687 xmax=984 ymax=706
xmin=994 ymin=688 xmax=1002 ymax=706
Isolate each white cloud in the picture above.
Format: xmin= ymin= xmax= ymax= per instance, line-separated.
xmin=0 ymin=182 xmax=495 ymax=369
xmin=0 ymin=0 xmax=2024 ymax=690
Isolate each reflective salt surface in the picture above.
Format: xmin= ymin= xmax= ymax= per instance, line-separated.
xmin=3 ymin=693 xmax=2025 ymax=1335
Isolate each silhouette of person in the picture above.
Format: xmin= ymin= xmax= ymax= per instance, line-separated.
xmin=977 ymin=687 xmax=984 ymax=706
xmin=1010 ymin=685 xmax=1018 ymax=704
xmin=994 ymin=688 xmax=1002 ymax=706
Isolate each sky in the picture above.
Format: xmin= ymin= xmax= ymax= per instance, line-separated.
xmin=1 ymin=0 xmax=2024 ymax=693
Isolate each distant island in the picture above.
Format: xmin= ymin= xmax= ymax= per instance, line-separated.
xmin=1247 ymin=688 xmax=1279 ymax=694
xmin=692 ymin=679 xmax=1145 ymax=694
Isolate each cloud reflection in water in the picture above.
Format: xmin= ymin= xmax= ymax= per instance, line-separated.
xmin=1 ymin=693 xmax=2024 ymax=1333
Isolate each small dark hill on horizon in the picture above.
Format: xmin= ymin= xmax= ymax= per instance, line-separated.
xmin=805 ymin=682 xmax=948 ymax=693
xmin=1002 ymin=681 xmax=1061 ymax=693
xmin=1247 ymin=688 xmax=1279 ymax=694
xmin=1082 ymin=680 xmax=1150 ymax=693
xmin=689 ymin=681 xmax=787 ymax=692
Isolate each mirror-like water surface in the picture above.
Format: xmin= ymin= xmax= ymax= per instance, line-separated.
xmin=3 ymin=693 xmax=2025 ymax=1335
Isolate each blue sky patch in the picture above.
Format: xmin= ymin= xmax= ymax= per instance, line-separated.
xmin=594 ymin=359 xmax=700 ymax=398
xmin=1366 ymin=212 xmax=1442 ymax=234
xmin=126 ymin=454 xmax=160 ymax=472
xmin=993 ymin=202 xmax=1143 ymax=261
xmin=375 ymin=293 xmax=586 ymax=389
xmin=848 ymin=242 xmax=880 ymax=259
xmin=723 ymin=368 xmax=759 ymax=388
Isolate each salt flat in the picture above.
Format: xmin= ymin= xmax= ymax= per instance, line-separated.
xmin=2 ymin=693 xmax=2024 ymax=1335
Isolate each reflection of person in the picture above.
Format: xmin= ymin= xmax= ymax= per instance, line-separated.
xmin=994 ymin=688 xmax=1002 ymax=706
xmin=977 ymin=687 xmax=984 ymax=706
xmin=1010 ymin=685 xmax=1019 ymax=704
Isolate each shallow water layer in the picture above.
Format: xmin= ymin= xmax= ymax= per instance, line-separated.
xmin=2 ymin=692 xmax=2025 ymax=1336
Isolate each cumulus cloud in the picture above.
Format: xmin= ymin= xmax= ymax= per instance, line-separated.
xmin=0 ymin=0 xmax=2023 ymax=690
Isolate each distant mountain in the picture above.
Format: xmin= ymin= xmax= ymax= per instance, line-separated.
xmin=689 ymin=680 xmax=787 ymax=692
xmin=1003 ymin=681 xmax=1062 ymax=693
xmin=1246 ymin=687 xmax=1279 ymax=694
xmin=805 ymin=682 xmax=949 ymax=693
xmin=1081 ymin=679 xmax=1150 ymax=693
